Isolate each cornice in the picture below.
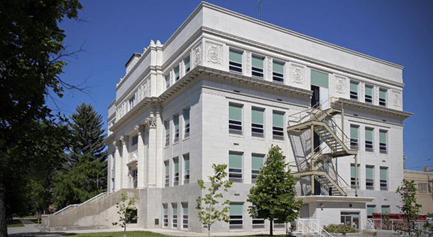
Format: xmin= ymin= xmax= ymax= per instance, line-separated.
xmin=332 ymin=98 xmax=413 ymax=119
xmin=110 ymin=97 xmax=159 ymax=131
xmin=103 ymin=133 xmax=115 ymax=145
xmin=202 ymin=27 xmax=405 ymax=88
xmin=201 ymin=2 xmax=403 ymax=70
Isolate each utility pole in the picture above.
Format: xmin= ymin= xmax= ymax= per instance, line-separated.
xmin=259 ymin=0 xmax=262 ymax=20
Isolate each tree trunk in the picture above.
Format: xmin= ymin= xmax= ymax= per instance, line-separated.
xmin=270 ymin=218 xmax=273 ymax=236
xmin=0 ymin=182 xmax=7 ymax=237
xmin=208 ymin=225 xmax=210 ymax=237
xmin=123 ymin=226 xmax=126 ymax=237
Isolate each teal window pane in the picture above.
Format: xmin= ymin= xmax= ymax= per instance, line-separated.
xmin=229 ymin=153 xmax=242 ymax=169
xmin=252 ymin=155 xmax=264 ymax=170
xmin=365 ymin=128 xmax=373 ymax=141
xmin=350 ymin=81 xmax=358 ymax=92
xmin=165 ymin=121 xmax=169 ymax=135
xmin=252 ymin=55 xmax=263 ymax=69
xmin=183 ymin=109 xmax=190 ymax=124
xmin=381 ymin=206 xmax=389 ymax=214
xmin=165 ymin=75 xmax=170 ymax=85
xmin=365 ymin=86 xmax=373 ymax=96
xmin=380 ymin=167 xmax=388 ymax=180
xmin=311 ymin=70 xmax=328 ymax=88
xmin=367 ymin=206 xmax=375 ymax=216
xmin=184 ymin=57 xmax=190 ymax=69
xmin=229 ymin=104 xmax=242 ymax=121
xmin=172 ymin=204 xmax=177 ymax=215
xmin=184 ymin=154 xmax=190 ymax=171
xmin=380 ymin=89 xmax=387 ymax=99
xmin=351 ymin=126 xmax=358 ymax=138
xmin=366 ymin=166 xmax=374 ymax=179
xmin=351 ymin=164 xmax=359 ymax=178
xmin=273 ymin=112 xmax=284 ymax=128
xmin=174 ymin=158 xmax=179 ymax=172
xmin=230 ymin=203 xmax=243 ymax=215
xmin=273 ymin=61 xmax=284 ymax=73
xmin=163 ymin=204 xmax=168 ymax=214
xmin=174 ymin=66 xmax=179 ymax=78
xmin=229 ymin=50 xmax=242 ymax=63
xmin=252 ymin=108 xmax=264 ymax=124
xmin=174 ymin=115 xmax=179 ymax=130
xmin=165 ymin=161 xmax=169 ymax=174
xmin=380 ymin=131 xmax=387 ymax=144
xmin=182 ymin=203 xmax=188 ymax=214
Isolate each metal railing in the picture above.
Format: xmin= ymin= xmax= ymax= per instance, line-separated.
xmin=365 ymin=218 xmax=428 ymax=233
xmin=293 ymin=219 xmax=334 ymax=237
xmin=53 ymin=192 xmax=108 ymax=215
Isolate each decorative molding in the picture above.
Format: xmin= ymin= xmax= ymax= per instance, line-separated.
xmin=193 ymin=44 xmax=202 ymax=67
xmin=333 ymin=98 xmax=412 ymax=119
xmin=392 ymin=91 xmax=401 ymax=107
xmin=292 ymin=64 xmax=304 ymax=85
xmin=335 ymin=76 xmax=345 ymax=94
xmin=130 ymin=152 xmax=138 ymax=162
xmin=206 ymin=42 xmax=223 ymax=65
xmin=146 ymin=115 xmax=157 ymax=128
xmin=374 ymin=87 xmax=379 ymax=105
xmin=359 ymin=82 xmax=365 ymax=101
xmin=120 ymin=135 xmax=129 ymax=147
xmin=135 ymin=125 xmax=145 ymax=136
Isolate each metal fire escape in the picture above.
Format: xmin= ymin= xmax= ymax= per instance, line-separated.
xmin=287 ymin=99 xmax=358 ymax=197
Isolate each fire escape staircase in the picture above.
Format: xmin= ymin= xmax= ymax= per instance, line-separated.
xmin=288 ymin=106 xmax=357 ymax=197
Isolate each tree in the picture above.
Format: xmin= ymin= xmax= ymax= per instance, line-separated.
xmin=196 ymin=164 xmax=233 ymax=237
xmin=395 ymin=179 xmax=422 ymax=236
xmin=247 ymin=145 xmax=303 ymax=236
xmin=112 ymin=193 xmax=138 ymax=237
xmin=53 ymin=103 xmax=107 ymax=208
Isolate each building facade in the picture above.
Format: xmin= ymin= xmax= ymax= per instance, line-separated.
xmin=103 ymin=2 xmax=412 ymax=233
xmin=404 ymin=169 xmax=433 ymax=215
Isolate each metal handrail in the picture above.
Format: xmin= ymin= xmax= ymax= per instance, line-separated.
xmin=53 ymin=204 xmax=79 ymax=215
xmin=53 ymin=192 xmax=108 ymax=216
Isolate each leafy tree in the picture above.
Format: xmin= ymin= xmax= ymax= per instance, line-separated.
xmin=395 ymin=179 xmax=422 ymax=236
xmin=0 ymin=0 xmax=82 ymax=236
xmin=247 ymin=145 xmax=303 ymax=236
xmin=196 ymin=164 xmax=233 ymax=237
xmin=112 ymin=193 xmax=138 ymax=237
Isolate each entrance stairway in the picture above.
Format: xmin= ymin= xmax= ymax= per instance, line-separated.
xmin=287 ymin=101 xmax=357 ymax=196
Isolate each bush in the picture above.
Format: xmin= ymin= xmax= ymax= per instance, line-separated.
xmin=324 ymin=224 xmax=357 ymax=233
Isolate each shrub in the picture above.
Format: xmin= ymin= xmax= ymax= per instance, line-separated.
xmin=324 ymin=224 xmax=357 ymax=234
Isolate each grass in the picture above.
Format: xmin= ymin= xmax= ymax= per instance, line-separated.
xmin=7 ymin=220 xmax=24 ymax=228
xmin=62 ymin=231 xmax=169 ymax=237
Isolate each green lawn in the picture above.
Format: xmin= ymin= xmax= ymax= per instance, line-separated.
xmin=62 ymin=231 xmax=169 ymax=237
xmin=7 ymin=220 xmax=24 ymax=227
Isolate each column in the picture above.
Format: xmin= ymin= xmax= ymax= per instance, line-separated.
xmin=146 ymin=114 xmax=157 ymax=187
xmin=113 ymin=140 xmax=121 ymax=192
xmin=121 ymin=135 xmax=130 ymax=189
xmin=136 ymin=125 xmax=146 ymax=189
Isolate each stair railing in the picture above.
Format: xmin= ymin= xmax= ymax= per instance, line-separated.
xmin=53 ymin=191 xmax=108 ymax=216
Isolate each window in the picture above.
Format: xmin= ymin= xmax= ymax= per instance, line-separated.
xmin=381 ymin=205 xmax=390 ymax=214
xmin=379 ymin=130 xmax=387 ymax=154
xmin=229 ymin=50 xmax=242 ymax=73
xmin=131 ymin=135 xmax=138 ymax=146
xmin=163 ymin=204 xmax=168 ymax=227
xmin=131 ymin=169 xmax=137 ymax=188
xmin=229 ymin=103 xmax=242 ymax=135
xmin=174 ymin=66 xmax=180 ymax=81
xmin=252 ymin=154 xmax=264 ymax=183
xmin=365 ymin=85 xmax=373 ymax=104
xmin=274 ymin=219 xmax=286 ymax=229
xmin=273 ymin=111 xmax=284 ymax=140
xmin=379 ymin=88 xmax=387 ymax=106
xmin=350 ymin=81 xmax=358 ymax=100
xmin=351 ymin=164 xmax=360 ymax=189
xmin=350 ymin=125 xmax=359 ymax=150
xmin=273 ymin=61 xmax=284 ymax=83
xmin=126 ymin=208 xmax=138 ymax=223
xmin=128 ymin=95 xmax=135 ymax=111
xmin=172 ymin=203 xmax=178 ymax=228
xmin=173 ymin=115 xmax=179 ymax=143
xmin=183 ymin=108 xmax=190 ymax=138
xmin=366 ymin=166 xmax=374 ymax=190
xmin=365 ymin=128 xmax=374 ymax=152
xmin=251 ymin=55 xmax=264 ymax=78
xmin=229 ymin=203 xmax=243 ymax=229
xmin=251 ymin=107 xmax=264 ymax=137
xmin=380 ymin=167 xmax=388 ymax=191
xmin=183 ymin=154 xmax=190 ymax=184
xmin=173 ymin=157 xmax=179 ymax=186
xmin=164 ymin=161 xmax=169 ymax=187
xmin=182 ymin=203 xmax=188 ymax=229
xmin=418 ymin=183 xmax=428 ymax=193
xmin=184 ymin=56 xmax=190 ymax=73
xmin=367 ymin=205 xmax=376 ymax=218
xmin=164 ymin=121 xmax=170 ymax=147
xmin=229 ymin=152 xmax=242 ymax=182
xmin=165 ymin=75 xmax=170 ymax=89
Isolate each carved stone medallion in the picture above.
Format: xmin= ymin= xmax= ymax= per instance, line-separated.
xmin=206 ymin=42 xmax=222 ymax=65
xmin=292 ymin=65 xmax=304 ymax=84
xmin=336 ymin=76 xmax=345 ymax=94
xmin=193 ymin=44 xmax=202 ymax=67
xmin=393 ymin=91 xmax=401 ymax=107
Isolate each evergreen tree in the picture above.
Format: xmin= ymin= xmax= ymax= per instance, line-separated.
xmin=247 ymin=145 xmax=303 ymax=236
xmin=53 ymin=103 xmax=107 ymax=208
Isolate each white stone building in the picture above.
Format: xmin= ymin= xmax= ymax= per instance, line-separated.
xmin=103 ymin=1 xmax=412 ymax=233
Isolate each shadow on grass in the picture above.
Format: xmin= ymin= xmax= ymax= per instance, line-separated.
xmin=7 ymin=220 xmax=24 ymax=228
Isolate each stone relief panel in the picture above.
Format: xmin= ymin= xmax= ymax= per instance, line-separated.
xmin=292 ymin=64 xmax=304 ymax=85
xmin=335 ymin=76 xmax=345 ymax=94
xmin=206 ymin=42 xmax=222 ymax=65
xmin=193 ymin=44 xmax=202 ymax=67
xmin=393 ymin=91 xmax=401 ymax=107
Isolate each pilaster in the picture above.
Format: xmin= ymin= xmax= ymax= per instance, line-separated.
xmin=136 ymin=125 xmax=146 ymax=189
xmin=121 ymin=135 xmax=130 ymax=189
xmin=113 ymin=140 xmax=121 ymax=192
xmin=146 ymin=113 xmax=157 ymax=187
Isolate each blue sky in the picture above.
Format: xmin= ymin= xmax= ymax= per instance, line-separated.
xmin=52 ymin=0 xmax=433 ymax=171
